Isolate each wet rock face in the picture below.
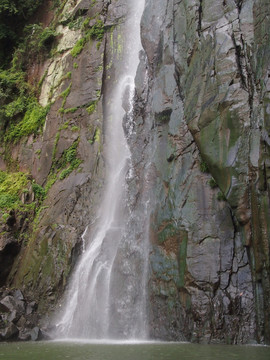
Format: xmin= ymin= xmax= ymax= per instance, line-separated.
xmin=0 ymin=210 xmax=31 ymax=287
xmin=1 ymin=0 xmax=129 ymax=318
xmin=0 ymin=0 xmax=269 ymax=345
xmin=130 ymin=0 xmax=270 ymax=344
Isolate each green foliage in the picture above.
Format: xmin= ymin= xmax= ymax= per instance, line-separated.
xmin=59 ymin=140 xmax=82 ymax=180
xmin=0 ymin=66 xmax=48 ymax=144
xmin=88 ymin=20 xmax=105 ymax=41
xmin=59 ymin=168 xmax=73 ymax=180
xmin=0 ymin=1 xmax=43 ymax=17
xmin=0 ymin=70 xmax=26 ymax=100
xmin=81 ymin=18 xmax=90 ymax=30
xmin=4 ymin=96 xmax=26 ymax=118
xmin=63 ymin=107 xmax=78 ymax=114
xmin=12 ymin=24 xmax=57 ymax=71
xmin=38 ymin=27 xmax=56 ymax=51
xmin=73 ymin=62 xmax=78 ymax=69
xmin=200 ymin=160 xmax=209 ymax=173
xmin=94 ymin=128 xmax=101 ymax=143
xmin=68 ymin=16 xmax=84 ymax=30
xmin=208 ymin=178 xmax=218 ymax=189
xmin=70 ymin=18 xmax=105 ymax=58
xmin=51 ymin=0 xmax=61 ymax=9
xmin=4 ymin=100 xmax=48 ymax=143
xmin=0 ymin=70 xmax=29 ymax=136
xmin=32 ymin=182 xmax=46 ymax=201
xmin=70 ymin=38 xmax=86 ymax=58
xmin=60 ymin=83 xmax=72 ymax=101
xmin=0 ymin=0 xmax=44 ymax=67
xmin=52 ymin=131 xmax=60 ymax=160
xmin=59 ymin=122 xmax=69 ymax=130
xmin=217 ymin=191 xmax=226 ymax=201
xmin=0 ymin=170 xmax=29 ymax=210
xmin=59 ymin=83 xmax=72 ymax=111
xmin=0 ymin=194 xmax=19 ymax=209
xmin=44 ymin=173 xmax=57 ymax=193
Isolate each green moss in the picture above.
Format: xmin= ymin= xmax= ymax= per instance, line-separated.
xmin=59 ymin=167 xmax=73 ymax=180
xmin=70 ymin=38 xmax=86 ymax=58
xmin=58 ymin=140 xmax=82 ymax=180
xmin=52 ymin=131 xmax=60 ymax=160
xmin=200 ymin=159 xmax=209 ymax=173
xmin=60 ymin=83 xmax=72 ymax=101
xmin=68 ymin=16 xmax=84 ymax=30
xmin=87 ymin=19 xmax=105 ymax=41
xmin=63 ymin=107 xmax=78 ymax=114
xmin=38 ymin=69 xmax=48 ymax=90
xmin=71 ymin=126 xmax=79 ymax=132
xmin=59 ymin=82 xmax=72 ymax=110
xmin=217 ymin=191 xmax=226 ymax=201
xmin=59 ymin=121 xmax=69 ymax=130
xmin=73 ymin=62 xmax=78 ymax=69
xmin=94 ymin=127 xmax=101 ymax=143
xmin=70 ymin=18 xmax=105 ymax=58
xmin=86 ymin=101 xmax=97 ymax=115
xmin=32 ymin=182 xmax=46 ymax=201
xmin=64 ymin=72 xmax=72 ymax=80
xmin=178 ymin=230 xmax=188 ymax=288
xmin=0 ymin=171 xmax=29 ymax=210
xmin=44 ymin=173 xmax=57 ymax=193
xmin=208 ymin=178 xmax=218 ymax=188
xmin=4 ymin=101 xmax=48 ymax=143
xmin=81 ymin=18 xmax=90 ymax=30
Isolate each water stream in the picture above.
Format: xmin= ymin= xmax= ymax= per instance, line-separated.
xmin=56 ymin=0 xmax=146 ymax=340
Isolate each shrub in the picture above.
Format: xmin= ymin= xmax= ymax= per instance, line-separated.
xmin=88 ymin=20 xmax=105 ymax=41
xmin=38 ymin=27 xmax=56 ymax=51
xmin=32 ymin=182 xmax=46 ymax=201
xmin=4 ymin=100 xmax=48 ymax=143
xmin=0 ymin=170 xmax=29 ymax=210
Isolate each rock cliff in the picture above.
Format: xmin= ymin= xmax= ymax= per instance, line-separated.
xmin=0 ymin=0 xmax=269 ymax=345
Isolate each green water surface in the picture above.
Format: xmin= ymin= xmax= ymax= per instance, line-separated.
xmin=0 ymin=341 xmax=269 ymax=360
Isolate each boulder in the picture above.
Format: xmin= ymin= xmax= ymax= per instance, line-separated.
xmin=0 ymin=323 xmax=19 ymax=340
xmin=0 ymin=296 xmax=25 ymax=315
xmin=30 ymin=327 xmax=42 ymax=341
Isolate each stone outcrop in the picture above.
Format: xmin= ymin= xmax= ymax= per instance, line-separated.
xmin=0 ymin=0 xmax=269 ymax=345
xmin=0 ymin=288 xmax=48 ymax=341
xmin=128 ymin=0 xmax=269 ymax=344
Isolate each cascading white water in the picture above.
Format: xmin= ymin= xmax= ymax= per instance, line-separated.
xmin=56 ymin=0 xmax=146 ymax=340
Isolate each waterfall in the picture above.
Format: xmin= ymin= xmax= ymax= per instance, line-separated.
xmin=56 ymin=0 xmax=147 ymax=340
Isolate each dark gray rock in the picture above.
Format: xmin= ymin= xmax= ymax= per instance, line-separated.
xmin=0 ymin=296 xmax=25 ymax=315
xmin=30 ymin=327 xmax=42 ymax=341
xmin=0 ymin=323 xmax=19 ymax=340
xmin=18 ymin=330 xmax=31 ymax=341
